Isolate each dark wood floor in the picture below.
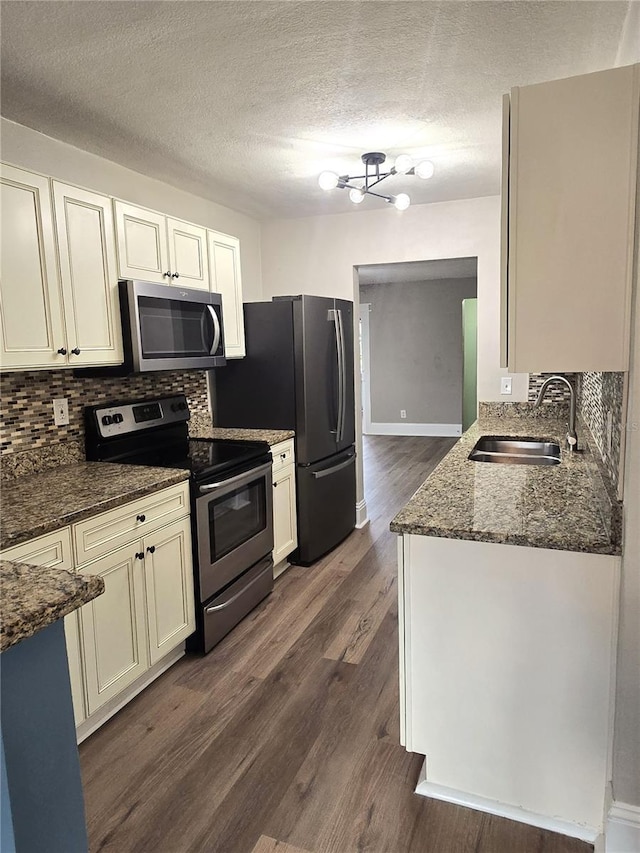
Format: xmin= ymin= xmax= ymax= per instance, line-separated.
xmin=80 ymin=435 xmax=592 ymax=853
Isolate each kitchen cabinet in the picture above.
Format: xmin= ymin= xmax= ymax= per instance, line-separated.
xmin=398 ymin=532 xmax=619 ymax=838
xmin=114 ymin=201 xmax=209 ymax=289
xmin=0 ymin=164 xmax=67 ymax=369
xmin=271 ymin=439 xmax=297 ymax=573
xmin=208 ymin=229 xmax=246 ymax=358
xmin=501 ymin=63 xmax=639 ymax=372
xmin=142 ymin=517 xmax=195 ymax=665
xmin=78 ymin=539 xmax=149 ymax=714
xmin=1 ymin=481 xmax=195 ymax=737
xmin=52 ymin=181 xmax=123 ymax=366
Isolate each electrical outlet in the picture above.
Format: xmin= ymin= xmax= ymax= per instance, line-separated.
xmin=53 ymin=398 xmax=69 ymax=426
xmin=500 ymin=377 xmax=513 ymax=395
xmin=400 ymin=409 xmax=407 ymax=419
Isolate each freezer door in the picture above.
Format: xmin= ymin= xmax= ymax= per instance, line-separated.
xmin=334 ymin=298 xmax=355 ymax=452
xmin=294 ymin=447 xmax=357 ymax=565
xmin=293 ymin=295 xmax=343 ymax=464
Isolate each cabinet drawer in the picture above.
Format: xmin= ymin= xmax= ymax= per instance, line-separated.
xmin=73 ymin=482 xmax=190 ymax=566
xmin=271 ymin=439 xmax=295 ymax=474
xmin=1 ymin=527 xmax=73 ymax=571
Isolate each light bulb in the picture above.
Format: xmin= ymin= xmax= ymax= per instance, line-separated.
xmin=349 ymin=187 xmax=365 ymax=204
xmin=318 ymin=171 xmax=339 ymax=190
xmin=394 ymin=193 xmax=411 ymax=211
xmin=394 ymin=154 xmax=413 ymax=174
xmin=415 ymin=160 xmax=435 ymax=180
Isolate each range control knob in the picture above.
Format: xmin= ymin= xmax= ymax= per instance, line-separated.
xmin=112 ymin=413 xmax=124 ymax=424
xmin=101 ymin=415 xmax=113 ymax=426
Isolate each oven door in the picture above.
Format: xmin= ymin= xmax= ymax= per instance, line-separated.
xmin=122 ymin=279 xmax=226 ymax=371
xmin=195 ymin=461 xmax=274 ymax=602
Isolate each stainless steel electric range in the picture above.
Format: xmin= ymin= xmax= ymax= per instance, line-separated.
xmin=84 ymin=394 xmax=274 ymax=653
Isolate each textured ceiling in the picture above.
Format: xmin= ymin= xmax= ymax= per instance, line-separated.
xmin=0 ymin=1 xmax=631 ymax=219
xmin=359 ymin=257 xmax=477 ymax=285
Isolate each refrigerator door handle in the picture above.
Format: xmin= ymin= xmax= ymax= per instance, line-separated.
xmin=328 ymin=308 xmax=344 ymax=442
xmin=337 ymin=308 xmax=347 ymax=443
xmin=312 ymin=452 xmax=356 ymax=479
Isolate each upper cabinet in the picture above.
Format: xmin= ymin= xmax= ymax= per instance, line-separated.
xmin=501 ymin=64 xmax=639 ymax=373
xmin=0 ymin=167 xmax=123 ymax=369
xmin=52 ymin=182 xmax=123 ymax=366
xmin=208 ymin=230 xmax=246 ymax=358
xmin=0 ymin=165 xmax=67 ymax=369
xmin=114 ymin=202 xmax=209 ymax=290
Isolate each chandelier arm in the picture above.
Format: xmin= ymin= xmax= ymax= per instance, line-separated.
xmin=363 ymin=189 xmax=393 ymax=202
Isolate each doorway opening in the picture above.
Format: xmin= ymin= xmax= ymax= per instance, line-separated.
xmin=357 ymin=257 xmax=478 ymax=438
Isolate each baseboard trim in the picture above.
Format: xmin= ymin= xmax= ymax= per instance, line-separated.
xmin=606 ymin=801 xmax=640 ymax=852
xmin=414 ymin=760 xmax=598 ymax=843
xmin=355 ymin=499 xmax=369 ymax=529
xmin=75 ymin=645 xmax=185 ymax=744
xmin=365 ymin=422 xmax=462 ymax=437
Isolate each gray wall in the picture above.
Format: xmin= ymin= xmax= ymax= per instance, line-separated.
xmin=360 ymin=277 xmax=477 ymax=425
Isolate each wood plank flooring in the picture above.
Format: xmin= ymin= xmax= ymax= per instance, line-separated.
xmin=80 ymin=435 xmax=593 ymax=853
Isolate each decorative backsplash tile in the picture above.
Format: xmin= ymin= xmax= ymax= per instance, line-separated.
xmin=528 ymin=371 xmax=624 ymax=491
xmin=0 ymin=369 xmax=210 ymax=457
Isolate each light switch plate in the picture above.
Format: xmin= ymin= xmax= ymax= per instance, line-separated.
xmin=500 ymin=377 xmax=513 ymax=395
xmin=53 ymin=398 xmax=69 ymax=426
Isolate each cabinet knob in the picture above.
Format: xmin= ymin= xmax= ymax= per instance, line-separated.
xmin=146 ymin=545 xmax=156 ymax=554
xmin=135 ymin=552 xmax=144 ymax=560
xmin=171 ymin=272 xmax=180 ymax=279
xmin=57 ymin=347 xmax=67 ymax=356
xmin=273 ymin=481 xmax=278 ymax=488
xmin=164 ymin=271 xmax=172 ymax=278
xmin=71 ymin=347 xmax=81 ymax=355
xmin=281 ymin=453 xmax=287 ymax=460
xmin=136 ymin=514 xmax=146 ymax=522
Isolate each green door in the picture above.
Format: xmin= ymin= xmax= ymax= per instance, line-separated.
xmin=462 ymin=298 xmax=478 ymax=432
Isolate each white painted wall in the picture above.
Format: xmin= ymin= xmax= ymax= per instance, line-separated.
xmin=0 ymin=118 xmax=264 ymax=302
xmin=261 ymin=195 xmax=527 ymax=402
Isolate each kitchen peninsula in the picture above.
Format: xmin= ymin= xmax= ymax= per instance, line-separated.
xmin=1 ymin=558 xmax=104 ymax=853
xmin=392 ymin=403 xmax=621 ymax=843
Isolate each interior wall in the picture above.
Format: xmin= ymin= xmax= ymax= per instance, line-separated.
xmin=360 ymin=277 xmax=477 ymax=428
xmin=0 ymin=118 xmax=264 ymax=302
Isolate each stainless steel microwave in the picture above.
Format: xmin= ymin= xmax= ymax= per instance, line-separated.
xmin=119 ymin=280 xmax=226 ymax=372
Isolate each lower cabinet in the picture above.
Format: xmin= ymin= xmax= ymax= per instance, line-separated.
xmin=0 ymin=483 xmax=195 ymax=736
xmin=271 ymin=439 xmax=298 ymax=572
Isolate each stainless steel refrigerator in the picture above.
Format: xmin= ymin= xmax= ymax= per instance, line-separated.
xmin=214 ymin=295 xmax=356 ymax=565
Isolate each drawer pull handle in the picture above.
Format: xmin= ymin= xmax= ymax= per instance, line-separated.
xmin=135 ymin=552 xmax=144 ymax=560
xmin=146 ymin=545 xmax=156 ymax=554
xmin=136 ymin=514 xmax=146 ymax=522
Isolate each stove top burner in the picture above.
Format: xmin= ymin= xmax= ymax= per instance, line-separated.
xmin=123 ymin=438 xmax=270 ymax=481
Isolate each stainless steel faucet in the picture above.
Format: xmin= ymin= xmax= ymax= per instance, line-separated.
xmin=534 ymin=375 xmax=578 ymax=451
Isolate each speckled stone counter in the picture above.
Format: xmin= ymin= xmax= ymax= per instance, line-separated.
xmin=189 ymin=412 xmax=294 ymax=446
xmin=0 ymin=462 xmax=190 ymax=551
xmin=0 ymin=559 xmax=104 ymax=651
xmin=390 ymin=407 xmax=621 ymax=555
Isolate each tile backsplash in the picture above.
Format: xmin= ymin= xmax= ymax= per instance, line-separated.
xmin=528 ymin=371 xmax=624 ymax=491
xmin=0 ymin=369 xmax=210 ymax=456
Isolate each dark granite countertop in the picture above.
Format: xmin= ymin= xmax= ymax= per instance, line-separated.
xmin=390 ymin=406 xmax=621 ymax=555
xmin=0 ymin=463 xmax=190 ymax=551
xmin=189 ymin=413 xmax=294 ymax=446
xmin=0 ymin=559 xmax=104 ymax=652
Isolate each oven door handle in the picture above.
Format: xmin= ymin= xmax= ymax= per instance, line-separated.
xmin=198 ymin=460 xmax=272 ymax=494
xmin=206 ymin=304 xmax=221 ymax=356
xmin=205 ymin=561 xmax=271 ymax=613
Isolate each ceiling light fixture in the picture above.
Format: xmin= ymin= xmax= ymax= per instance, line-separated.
xmin=318 ymin=152 xmax=434 ymax=210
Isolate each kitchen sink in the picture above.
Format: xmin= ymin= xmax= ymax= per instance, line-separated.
xmin=469 ymin=436 xmax=561 ymax=466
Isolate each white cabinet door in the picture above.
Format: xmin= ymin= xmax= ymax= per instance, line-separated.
xmin=143 ymin=517 xmax=195 ymax=665
xmin=0 ymin=164 xmax=67 ymax=369
xmin=79 ymin=540 xmax=149 ymax=715
xmin=272 ymin=464 xmax=297 ymax=567
xmin=207 ymin=230 xmax=245 ymax=358
xmin=53 ymin=182 xmax=123 ymax=366
xmin=114 ymin=200 xmax=170 ymax=284
xmin=503 ymin=64 xmax=639 ymax=372
xmin=167 ymin=218 xmax=209 ymax=291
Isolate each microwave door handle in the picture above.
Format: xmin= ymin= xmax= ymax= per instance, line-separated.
xmin=205 ymin=304 xmax=221 ymax=356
